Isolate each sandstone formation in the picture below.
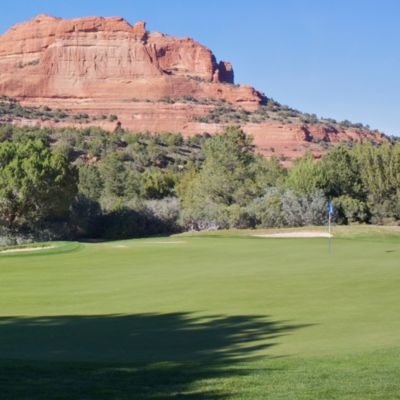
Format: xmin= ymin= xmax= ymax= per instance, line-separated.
xmin=0 ymin=15 xmax=388 ymax=162
xmin=0 ymin=14 xmax=260 ymax=107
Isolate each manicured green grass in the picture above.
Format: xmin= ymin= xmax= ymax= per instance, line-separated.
xmin=0 ymin=229 xmax=399 ymax=399
xmin=0 ymin=241 xmax=82 ymax=256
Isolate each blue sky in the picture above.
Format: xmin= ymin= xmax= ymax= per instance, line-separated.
xmin=1 ymin=0 xmax=399 ymax=135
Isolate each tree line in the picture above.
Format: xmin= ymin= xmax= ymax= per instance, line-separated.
xmin=0 ymin=124 xmax=399 ymax=244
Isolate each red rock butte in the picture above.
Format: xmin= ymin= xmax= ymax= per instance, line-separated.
xmin=0 ymin=15 xmax=388 ymax=161
xmin=0 ymin=14 xmax=260 ymax=104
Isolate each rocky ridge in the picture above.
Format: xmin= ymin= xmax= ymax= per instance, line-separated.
xmin=0 ymin=15 xmax=389 ymax=161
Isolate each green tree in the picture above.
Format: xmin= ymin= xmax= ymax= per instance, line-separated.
xmin=253 ymin=155 xmax=287 ymax=190
xmin=285 ymin=152 xmax=325 ymax=196
xmin=195 ymin=125 xmax=259 ymax=206
xmin=320 ymin=145 xmax=364 ymax=199
xmin=354 ymin=143 xmax=400 ymax=223
xmin=99 ymin=153 xmax=127 ymax=198
xmin=180 ymin=126 xmax=262 ymax=229
xmin=78 ymin=164 xmax=103 ymax=201
xmin=0 ymin=140 xmax=77 ymax=226
xmin=142 ymin=169 xmax=177 ymax=199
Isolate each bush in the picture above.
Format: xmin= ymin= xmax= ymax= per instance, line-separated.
xmin=282 ymin=190 xmax=327 ymax=226
xmin=101 ymin=207 xmax=151 ymax=239
xmin=248 ymin=189 xmax=327 ymax=228
xmin=100 ymin=198 xmax=181 ymax=240
xmin=225 ymin=204 xmax=253 ymax=228
xmin=280 ymin=190 xmax=304 ymax=227
xmin=248 ymin=188 xmax=284 ymax=228
xmin=144 ymin=197 xmax=181 ymax=232
xmin=70 ymin=195 xmax=103 ymax=238
xmin=180 ymin=201 xmax=230 ymax=231
xmin=0 ymin=223 xmax=70 ymax=246
xmin=302 ymin=190 xmax=327 ymax=226
xmin=142 ymin=170 xmax=176 ymax=199
xmin=333 ymin=195 xmax=369 ymax=224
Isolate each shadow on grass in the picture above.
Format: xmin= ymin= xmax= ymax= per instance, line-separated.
xmin=0 ymin=313 xmax=309 ymax=399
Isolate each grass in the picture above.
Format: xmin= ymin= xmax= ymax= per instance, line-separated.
xmin=0 ymin=241 xmax=81 ymax=256
xmin=0 ymin=228 xmax=399 ymax=399
xmin=0 ymin=243 xmax=49 ymax=251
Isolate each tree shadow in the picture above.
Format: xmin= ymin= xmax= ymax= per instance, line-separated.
xmin=0 ymin=313 xmax=310 ymax=399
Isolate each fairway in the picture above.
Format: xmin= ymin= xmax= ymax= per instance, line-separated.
xmin=1 ymin=230 xmax=400 ymax=399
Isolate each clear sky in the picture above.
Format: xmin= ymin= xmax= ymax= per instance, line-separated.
xmin=1 ymin=0 xmax=399 ymax=136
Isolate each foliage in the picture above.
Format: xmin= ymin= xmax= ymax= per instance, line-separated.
xmin=194 ymin=96 xmax=377 ymax=132
xmin=249 ymin=188 xmax=327 ymax=228
xmin=0 ymin=98 xmax=117 ymax=124
xmin=69 ymin=195 xmax=103 ymax=238
xmin=99 ymin=153 xmax=128 ymax=198
xmin=180 ymin=126 xmax=265 ymax=229
xmin=142 ymin=169 xmax=177 ymax=199
xmin=0 ymin=123 xmax=399 ymax=240
xmin=0 ymin=139 xmax=77 ymax=227
xmin=333 ymin=195 xmax=369 ymax=224
xmin=78 ymin=164 xmax=103 ymax=201
xmin=354 ymin=143 xmax=400 ymax=223
xmin=144 ymin=197 xmax=181 ymax=231
xmin=285 ymin=152 xmax=325 ymax=195
xmin=321 ymin=145 xmax=364 ymax=199
xmin=248 ymin=187 xmax=285 ymax=228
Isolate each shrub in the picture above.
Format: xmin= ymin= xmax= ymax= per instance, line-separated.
xmin=333 ymin=195 xmax=369 ymax=224
xmin=69 ymin=195 xmax=103 ymax=238
xmin=301 ymin=190 xmax=327 ymax=226
xmin=144 ymin=197 xmax=181 ymax=232
xmin=180 ymin=200 xmax=230 ymax=231
xmin=100 ymin=198 xmax=181 ymax=239
xmin=248 ymin=189 xmax=327 ymax=228
xmin=248 ymin=188 xmax=284 ymax=228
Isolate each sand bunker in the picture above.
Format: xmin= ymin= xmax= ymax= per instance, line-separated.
xmin=112 ymin=241 xmax=186 ymax=248
xmin=253 ymin=232 xmax=332 ymax=238
xmin=0 ymin=246 xmax=54 ymax=254
xmin=143 ymin=241 xmax=186 ymax=245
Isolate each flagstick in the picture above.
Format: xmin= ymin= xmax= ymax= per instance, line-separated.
xmin=328 ymin=212 xmax=332 ymax=254
xmin=328 ymin=213 xmax=331 ymax=237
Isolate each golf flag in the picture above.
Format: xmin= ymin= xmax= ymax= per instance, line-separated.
xmin=327 ymin=201 xmax=334 ymax=216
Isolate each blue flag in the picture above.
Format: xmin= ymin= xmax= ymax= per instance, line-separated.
xmin=327 ymin=201 xmax=334 ymax=215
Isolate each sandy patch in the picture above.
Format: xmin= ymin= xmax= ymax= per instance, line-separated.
xmin=0 ymin=246 xmax=54 ymax=254
xmin=253 ymin=232 xmax=332 ymax=238
xmin=143 ymin=241 xmax=186 ymax=245
xmin=111 ymin=241 xmax=186 ymax=248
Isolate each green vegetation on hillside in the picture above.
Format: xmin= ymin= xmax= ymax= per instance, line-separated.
xmin=0 ymin=97 xmax=385 ymax=137
xmin=195 ymin=97 xmax=380 ymax=133
xmin=0 ymin=123 xmax=399 ymax=243
xmin=0 ymin=97 xmax=118 ymax=124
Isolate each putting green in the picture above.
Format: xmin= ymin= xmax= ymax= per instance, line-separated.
xmin=1 ymin=230 xmax=399 ymax=399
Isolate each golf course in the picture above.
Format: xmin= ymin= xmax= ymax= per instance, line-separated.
xmin=1 ymin=226 xmax=399 ymax=399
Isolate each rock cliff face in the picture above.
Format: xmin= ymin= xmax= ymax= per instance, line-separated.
xmin=0 ymin=15 xmax=388 ymax=161
xmin=0 ymin=14 xmax=259 ymax=106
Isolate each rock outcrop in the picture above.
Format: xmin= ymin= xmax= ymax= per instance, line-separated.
xmin=0 ymin=15 xmax=388 ymax=162
xmin=0 ymin=14 xmax=259 ymax=106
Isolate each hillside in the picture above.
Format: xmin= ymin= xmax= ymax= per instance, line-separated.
xmin=0 ymin=15 xmax=389 ymax=161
